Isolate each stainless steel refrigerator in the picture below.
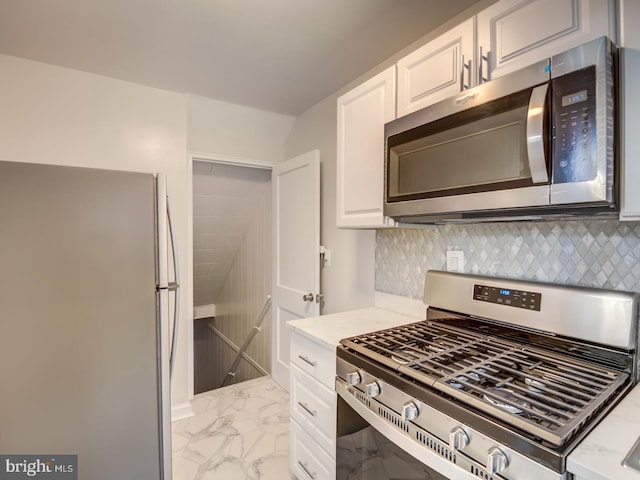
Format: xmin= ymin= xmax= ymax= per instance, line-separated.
xmin=0 ymin=161 xmax=178 ymax=479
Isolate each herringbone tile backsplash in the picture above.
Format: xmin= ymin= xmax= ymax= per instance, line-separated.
xmin=376 ymin=220 xmax=640 ymax=299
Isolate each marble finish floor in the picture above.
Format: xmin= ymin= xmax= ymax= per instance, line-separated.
xmin=172 ymin=376 xmax=292 ymax=480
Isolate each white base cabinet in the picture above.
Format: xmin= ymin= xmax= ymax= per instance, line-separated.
xmin=291 ymin=417 xmax=335 ymax=480
xmin=336 ymin=66 xmax=396 ymax=229
xmin=289 ymin=331 xmax=336 ymax=479
xmin=477 ymin=0 xmax=614 ymax=82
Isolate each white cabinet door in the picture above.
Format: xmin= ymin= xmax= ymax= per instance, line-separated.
xmin=397 ymin=18 xmax=475 ymax=117
xmin=272 ymin=150 xmax=321 ymax=391
xmin=336 ymin=66 xmax=396 ymax=229
xmin=620 ymin=0 xmax=640 ymax=220
xmin=291 ymin=420 xmax=335 ymax=480
xmin=477 ymin=0 xmax=614 ymax=82
xmin=620 ymin=49 xmax=640 ymax=220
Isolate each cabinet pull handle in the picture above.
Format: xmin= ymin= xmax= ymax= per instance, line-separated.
xmin=298 ymin=401 xmax=317 ymax=417
xmin=461 ymin=54 xmax=471 ymax=90
xmin=298 ymin=461 xmax=317 ymax=479
xmin=298 ymin=355 xmax=316 ymax=367
xmin=479 ymin=46 xmax=490 ymax=83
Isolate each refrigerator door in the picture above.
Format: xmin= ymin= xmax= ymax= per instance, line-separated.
xmin=0 ymin=161 xmax=168 ymax=479
xmin=156 ymin=172 xmax=174 ymax=478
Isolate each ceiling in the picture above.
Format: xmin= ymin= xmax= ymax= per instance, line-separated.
xmin=0 ymin=0 xmax=480 ymax=116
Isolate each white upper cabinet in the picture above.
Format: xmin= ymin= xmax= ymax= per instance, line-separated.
xmin=336 ymin=66 xmax=396 ymax=228
xmin=619 ymin=0 xmax=640 ymax=221
xmin=397 ymin=18 xmax=475 ymax=117
xmin=336 ymin=0 xmax=619 ymax=228
xmin=477 ymin=0 xmax=614 ymax=82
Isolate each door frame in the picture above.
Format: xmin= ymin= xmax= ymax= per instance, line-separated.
xmin=186 ymin=152 xmax=276 ymax=401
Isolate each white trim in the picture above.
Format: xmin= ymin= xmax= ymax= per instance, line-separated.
xmin=189 ymin=151 xmax=275 ymax=170
xmin=170 ymin=402 xmax=194 ymax=422
xmin=194 ymin=304 xmax=216 ymax=319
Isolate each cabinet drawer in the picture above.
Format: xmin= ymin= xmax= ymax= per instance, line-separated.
xmin=291 ymin=419 xmax=335 ymax=480
xmin=290 ymin=332 xmax=335 ymax=388
xmin=290 ymin=363 xmax=336 ymax=456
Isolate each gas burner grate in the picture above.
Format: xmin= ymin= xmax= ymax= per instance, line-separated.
xmin=340 ymin=319 xmax=629 ymax=447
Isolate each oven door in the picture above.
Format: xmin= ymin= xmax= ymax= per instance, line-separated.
xmin=337 ymin=395 xmax=449 ymax=480
xmin=336 ymin=381 xmax=486 ymax=480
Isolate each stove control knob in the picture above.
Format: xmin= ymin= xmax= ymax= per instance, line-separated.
xmin=401 ymin=401 xmax=419 ymax=421
xmin=487 ymin=447 xmax=509 ymax=474
xmin=365 ymin=382 xmax=381 ymax=398
xmin=346 ymin=371 xmax=361 ymax=386
xmin=449 ymin=427 xmax=469 ymax=451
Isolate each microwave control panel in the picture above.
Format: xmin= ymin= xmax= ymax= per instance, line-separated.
xmin=551 ymin=66 xmax=597 ymax=184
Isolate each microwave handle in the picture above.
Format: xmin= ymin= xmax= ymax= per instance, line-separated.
xmin=526 ymin=83 xmax=549 ymax=184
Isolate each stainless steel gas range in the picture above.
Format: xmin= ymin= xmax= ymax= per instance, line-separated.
xmin=335 ymin=270 xmax=639 ymax=480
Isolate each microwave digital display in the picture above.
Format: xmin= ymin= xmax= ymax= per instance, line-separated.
xmin=561 ymin=89 xmax=588 ymax=107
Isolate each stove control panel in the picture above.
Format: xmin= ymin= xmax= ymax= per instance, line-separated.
xmin=473 ymin=284 xmax=541 ymax=311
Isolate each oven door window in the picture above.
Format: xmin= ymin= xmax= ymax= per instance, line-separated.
xmin=337 ymin=396 xmax=449 ymax=480
xmin=386 ymin=86 xmax=549 ymax=202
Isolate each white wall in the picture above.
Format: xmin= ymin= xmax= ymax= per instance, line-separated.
xmin=187 ymin=94 xmax=295 ymax=164
xmin=283 ymin=95 xmax=376 ymax=314
xmin=283 ymin=0 xmax=497 ymax=314
xmin=0 ymin=53 xmax=192 ymax=414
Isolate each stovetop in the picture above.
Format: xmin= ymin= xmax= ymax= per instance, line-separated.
xmin=339 ymin=312 xmax=631 ymax=448
xmin=336 ymin=271 xmax=640 ymax=477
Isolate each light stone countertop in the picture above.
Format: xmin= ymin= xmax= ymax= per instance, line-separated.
xmin=286 ymin=306 xmax=423 ymax=350
xmin=568 ymin=383 xmax=640 ymax=480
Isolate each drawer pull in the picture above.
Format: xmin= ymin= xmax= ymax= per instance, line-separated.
xmin=298 ymin=354 xmax=316 ymax=367
xmin=298 ymin=461 xmax=317 ymax=479
xmin=298 ymin=401 xmax=317 ymax=417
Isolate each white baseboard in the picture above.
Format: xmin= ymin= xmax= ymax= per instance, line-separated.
xmin=171 ymin=401 xmax=194 ymax=422
xmin=194 ymin=304 xmax=216 ymax=319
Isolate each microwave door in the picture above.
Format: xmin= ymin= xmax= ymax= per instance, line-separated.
xmin=385 ymin=85 xmax=551 ymax=219
xmin=526 ymin=83 xmax=550 ymax=184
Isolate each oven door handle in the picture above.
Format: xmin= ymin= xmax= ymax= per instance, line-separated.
xmin=526 ymin=83 xmax=549 ymax=184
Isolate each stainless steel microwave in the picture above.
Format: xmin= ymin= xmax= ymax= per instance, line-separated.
xmin=384 ymin=36 xmax=617 ymax=223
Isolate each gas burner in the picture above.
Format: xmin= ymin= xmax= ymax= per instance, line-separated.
xmin=390 ymin=344 xmax=420 ymax=365
xmin=483 ymin=387 xmax=530 ymax=414
xmin=391 ymin=353 xmax=411 ymax=365
xmin=448 ymin=370 xmax=484 ymax=389
xmin=525 ymin=377 xmax=546 ymax=392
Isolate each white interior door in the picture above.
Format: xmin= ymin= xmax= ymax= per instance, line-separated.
xmin=272 ymin=150 xmax=321 ymax=390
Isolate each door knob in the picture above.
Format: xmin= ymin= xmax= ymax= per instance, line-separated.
xmin=302 ymin=293 xmax=314 ymax=302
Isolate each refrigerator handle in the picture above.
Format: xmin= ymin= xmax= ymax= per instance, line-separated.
xmin=166 ymin=194 xmax=180 ymax=376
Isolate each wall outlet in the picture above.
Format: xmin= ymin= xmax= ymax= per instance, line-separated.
xmin=446 ymin=250 xmax=464 ymax=272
